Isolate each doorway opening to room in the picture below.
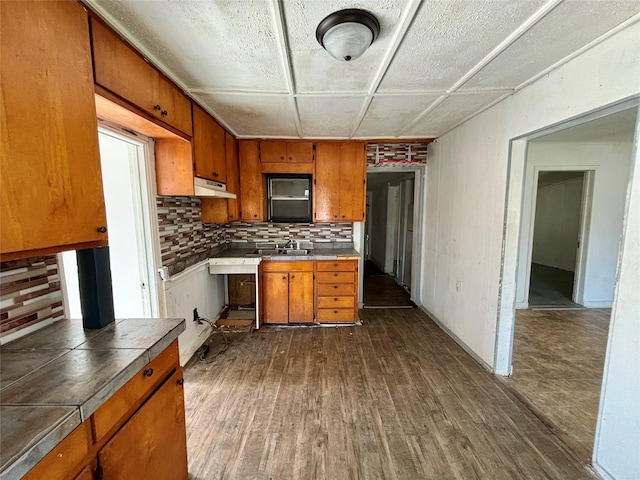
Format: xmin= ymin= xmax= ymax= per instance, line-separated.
xmin=528 ymin=170 xmax=589 ymax=308
xmin=363 ymin=170 xmax=419 ymax=308
xmin=498 ymin=105 xmax=637 ymax=463
xmin=60 ymin=124 xmax=160 ymax=319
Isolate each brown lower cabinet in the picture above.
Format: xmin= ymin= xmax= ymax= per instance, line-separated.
xmin=315 ymin=260 xmax=359 ymax=323
xmin=262 ymin=261 xmax=314 ymax=324
xmin=23 ymin=340 xmax=187 ymax=480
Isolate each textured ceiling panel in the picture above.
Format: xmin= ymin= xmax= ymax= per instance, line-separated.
xmin=355 ymin=94 xmax=442 ymax=137
xmin=91 ymin=0 xmax=288 ymax=92
xmin=297 ymin=96 xmax=366 ymax=137
xmin=197 ymin=95 xmax=298 ymax=137
xmin=402 ymin=91 xmax=507 ymax=136
xmin=283 ymin=0 xmax=406 ymax=93
xmin=378 ymin=0 xmax=546 ymax=92
xmin=464 ymin=0 xmax=640 ymax=89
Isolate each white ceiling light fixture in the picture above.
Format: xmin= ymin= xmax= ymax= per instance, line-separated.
xmin=316 ymin=9 xmax=380 ymax=62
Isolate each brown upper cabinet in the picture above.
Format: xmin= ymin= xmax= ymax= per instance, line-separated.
xmin=238 ymin=140 xmax=265 ymax=222
xmin=192 ymin=104 xmax=226 ymax=183
xmin=0 ymin=1 xmax=108 ymax=260
xmin=259 ymin=141 xmax=314 ymax=163
xmin=225 ymin=132 xmax=241 ymax=222
xmin=314 ymin=142 xmax=367 ymax=222
xmin=90 ymin=17 xmax=192 ymax=137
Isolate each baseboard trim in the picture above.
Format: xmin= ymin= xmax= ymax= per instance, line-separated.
xmin=581 ymin=301 xmax=613 ymax=308
xmin=515 ymin=302 xmax=529 ymax=310
xmin=419 ymin=306 xmax=493 ymax=372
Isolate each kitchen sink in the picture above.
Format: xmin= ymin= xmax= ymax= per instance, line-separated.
xmin=252 ymin=248 xmax=312 ymax=256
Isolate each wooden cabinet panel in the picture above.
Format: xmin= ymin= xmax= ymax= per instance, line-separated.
xmin=317 ymin=308 xmax=356 ymax=323
xmin=193 ymin=104 xmax=226 ymax=183
xmin=317 ymin=296 xmax=355 ymax=309
xmin=286 ymin=142 xmax=314 ymax=163
xmin=314 ymin=260 xmax=358 ymax=324
xmin=316 ymin=260 xmax=358 ymax=272
xmin=23 ymin=421 xmax=92 ymax=480
xmin=74 ymin=464 xmax=94 ymax=480
xmin=260 ymin=141 xmax=314 ymax=163
xmin=155 ymin=138 xmax=194 ymax=196
xmin=239 ymin=140 xmax=265 ymax=221
xmin=289 ymin=271 xmax=314 ymax=323
xmin=225 ymin=132 xmax=241 ymax=222
xmin=262 ymin=261 xmax=313 ymax=272
xmin=98 ymin=368 xmax=188 ymax=480
xmin=316 ymin=272 xmax=355 ymax=284
xmin=91 ymin=18 xmax=192 ymax=136
xmin=317 ymin=283 xmax=355 ymax=296
xmin=259 ymin=141 xmax=287 ymax=163
xmin=263 ymin=272 xmax=289 ymax=324
xmin=92 ymin=340 xmax=179 ymax=441
xmin=201 ymin=199 xmax=228 ymax=224
xmin=1 ymin=0 xmax=107 ymax=259
xmin=314 ymin=142 xmax=366 ymax=222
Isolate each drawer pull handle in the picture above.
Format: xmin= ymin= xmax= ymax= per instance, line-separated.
xmin=97 ymin=226 xmax=107 ymax=233
xmin=177 ymin=378 xmax=184 ymax=386
xmin=334 ymin=310 xmax=338 ymax=314
xmin=154 ymin=104 xmax=161 ymax=111
xmin=143 ymin=368 xmax=154 ymax=377
xmin=334 ymin=273 xmax=338 ymax=277
xmin=334 ymin=286 xmax=338 ymax=289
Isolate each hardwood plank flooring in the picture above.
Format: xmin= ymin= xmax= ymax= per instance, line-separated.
xmin=363 ymin=261 xmax=412 ymax=308
xmin=502 ymin=309 xmax=610 ymax=462
xmin=184 ymin=308 xmax=595 ymax=480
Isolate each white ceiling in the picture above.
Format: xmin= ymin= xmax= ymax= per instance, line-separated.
xmin=85 ymin=0 xmax=640 ymax=139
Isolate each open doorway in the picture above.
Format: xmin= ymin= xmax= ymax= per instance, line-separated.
xmin=500 ymin=106 xmax=637 ymax=462
xmin=363 ymin=171 xmax=417 ymax=308
xmin=60 ymin=124 xmax=159 ymax=318
xmin=528 ymin=170 xmax=588 ymax=308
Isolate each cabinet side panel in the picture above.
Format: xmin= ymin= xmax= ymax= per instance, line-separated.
xmin=225 ymin=133 xmax=240 ymax=221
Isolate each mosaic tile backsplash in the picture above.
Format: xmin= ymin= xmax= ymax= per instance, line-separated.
xmin=366 ymin=142 xmax=429 ymax=166
xmin=225 ymin=222 xmax=353 ymax=244
xmin=0 ymin=255 xmax=64 ymax=339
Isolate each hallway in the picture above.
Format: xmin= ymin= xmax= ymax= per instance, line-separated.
xmin=363 ymin=260 xmax=412 ymax=308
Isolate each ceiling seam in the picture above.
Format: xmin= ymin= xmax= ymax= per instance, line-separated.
xmin=271 ymin=0 xmax=303 ymax=137
xmin=82 ymin=0 xmax=240 ymax=137
xmin=350 ymin=0 xmax=424 ymax=138
xmin=397 ymin=0 xmax=565 ymax=136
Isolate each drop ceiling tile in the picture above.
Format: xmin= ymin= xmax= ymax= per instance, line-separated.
xmin=355 ymin=94 xmax=442 ymax=137
xmin=402 ymin=91 xmax=507 ymax=136
xmin=464 ymin=0 xmax=640 ymax=89
xmin=197 ymin=94 xmax=298 ymax=137
xmin=297 ymin=96 xmax=365 ymax=137
xmin=283 ymin=0 xmax=407 ymax=93
xmin=90 ymin=0 xmax=288 ymax=92
xmin=378 ymin=0 xmax=546 ymax=92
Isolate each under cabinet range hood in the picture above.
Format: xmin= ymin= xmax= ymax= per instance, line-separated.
xmin=193 ymin=177 xmax=236 ymax=199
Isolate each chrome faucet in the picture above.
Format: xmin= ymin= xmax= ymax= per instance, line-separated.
xmin=283 ymin=239 xmax=295 ymax=249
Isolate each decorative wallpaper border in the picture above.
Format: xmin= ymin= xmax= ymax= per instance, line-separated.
xmin=0 ymin=256 xmax=63 ymax=338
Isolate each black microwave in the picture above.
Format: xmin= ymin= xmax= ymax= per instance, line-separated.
xmin=267 ymin=174 xmax=312 ymax=223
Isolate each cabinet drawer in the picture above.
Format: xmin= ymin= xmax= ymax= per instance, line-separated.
xmin=23 ymin=421 xmax=91 ymax=480
xmin=92 ymin=340 xmax=179 ymax=441
xmin=317 ymin=308 xmax=356 ymax=323
xmin=316 ymin=283 xmax=355 ymax=296
xmin=316 ymin=271 xmax=355 ymax=284
xmin=315 ymin=260 xmax=357 ymax=272
xmin=317 ymin=296 xmax=355 ymax=309
xmin=262 ymin=261 xmax=313 ymax=272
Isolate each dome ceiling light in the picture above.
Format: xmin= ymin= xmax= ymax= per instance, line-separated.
xmin=316 ymin=9 xmax=380 ymax=62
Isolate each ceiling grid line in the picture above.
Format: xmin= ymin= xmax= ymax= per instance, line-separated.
xmin=350 ymin=0 xmax=424 ymax=137
xmin=398 ymin=0 xmax=565 ymax=136
xmin=271 ymin=0 xmax=303 ymax=137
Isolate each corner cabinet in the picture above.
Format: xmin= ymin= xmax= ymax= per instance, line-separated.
xmin=314 ymin=142 xmax=367 ymax=222
xmin=0 ymin=1 xmax=108 ymax=260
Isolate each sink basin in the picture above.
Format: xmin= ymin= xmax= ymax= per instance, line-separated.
xmin=253 ymin=249 xmax=312 ymax=256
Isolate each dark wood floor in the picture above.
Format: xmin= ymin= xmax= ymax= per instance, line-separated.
xmin=184 ymin=309 xmax=595 ymax=479
xmin=503 ymin=309 xmax=610 ymax=463
xmin=529 ymin=263 xmax=580 ymax=308
xmin=363 ymin=261 xmax=412 ymax=307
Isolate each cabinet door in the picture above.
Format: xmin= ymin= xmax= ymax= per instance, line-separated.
xmin=201 ymin=198 xmax=228 ymax=224
xmin=225 ymin=132 xmax=241 ymax=222
xmin=239 ymin=141 xmax=265 ymax=221
xmin=289 ymin=271 xmax=314 ymax=323
xmin=314 ymin=143 xmax=341 ymax=222
xmin=262 ymin=272 xmax=289 ymax=324
xmin=193 ymin=104 xmax=226 ymax=182
xmin=287 ymin=142 xmax=314 ymax=163
xmin=1 ymin=1 xmax=107 ymax=258
xmin=338 ymin=142 xmax=367 ymax=221
xmin=98 ymin=369 xmax=188 ymax=480
xmin=260 ymin=141 xmax=287 ymax=163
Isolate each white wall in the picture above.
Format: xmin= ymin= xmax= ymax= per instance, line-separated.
xmin=160 ymin=261 xmax=226 ymax=365
xmin=422 ymin=20 xmax=639 ymax=367
xmin=518 ymin=142 xmax=633 ymax=307
xmin=532 ymin=176 xmax=583 ymax=271
xmin=593 ymin=114 xmax=640 ymax=480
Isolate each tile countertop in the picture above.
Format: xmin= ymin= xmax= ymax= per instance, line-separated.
xmin=0 ymin=317 xmax=185 ymax=480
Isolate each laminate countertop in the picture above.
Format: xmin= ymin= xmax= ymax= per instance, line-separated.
xmin=0 ymin=317 xmax=185 ymax=480
xmin=216 ymin=246 xmax=361 ymax=261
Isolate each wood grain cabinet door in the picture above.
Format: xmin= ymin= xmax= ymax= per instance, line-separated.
xmin=1 ymin=1 xmax=107 ymax=258
xmin=286 ymin=142 xmax=314 ymax=163
xmin=338 ymin=142 xmax=366 ymax=221
xmin=314 ymin=143 xmax=342 ymax=221
xmin=259 ymin=141 xmax=287 ymax=163
xmin=262 ymin=272 xmax=290 ymax=324
xmin=225 ymin=132 xmax=241 ymax=221
xmin=98 ymin=369 xmax=188 ymax=480
xmin=193 ymin=104 xmax=227 ymax=183
xmin=239 ymin=140 xmax=265 ymax=221
xmin=289 ymin=271 xmax=314 ymax=323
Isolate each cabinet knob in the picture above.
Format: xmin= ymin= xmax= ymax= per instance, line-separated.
xmin=143 ymin=368 xmax=154 ymax=377
xmin=161 ymin=110 xmax=168 ymax=116
xmin=154 ymin=104 xmax=161 ymax=111
xmin=253 ymin=214 xmax=257 ymax=218
xmin=97 ymin=226 xmax=107 ymax=233
xmin=334 ymin=215 xmax=338 ymax=218
xmin=288 ymin=156 xmax=292 ymax=161
xmin=334 ymin=310 xmax=338 ymax=314
xmin=334 ymin=273 xmax=338 ymax=277
xmin=342 ymin=215 xmax=345 ymax=218
xmin=333 ymin=285 xmax=338 ymax=289
xmin=291 ymin=275 xmax=295 ymax=279
xmin=280 ymin=156 xmax=284 ymax=160
xmin=282 ymin=276 xmax=287 ymax=280
xmin=177 ymin=378 xmax=184 ymax=386
xmin=213 ymin=172 xmax=219 ymax=177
